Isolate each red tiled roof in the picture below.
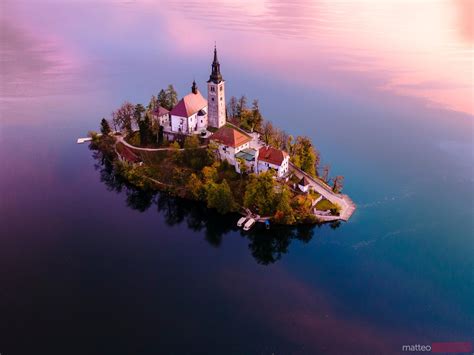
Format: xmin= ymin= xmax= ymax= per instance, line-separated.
xmin=153 ymin=106 xmax=169 ymax=117
xmin=210 ymin=125 xmax=251 ymax=148
xmin=258 ymin=146 xmax=288 ymax=166
xmin=170 ymin=90 xmax=207 ymax=118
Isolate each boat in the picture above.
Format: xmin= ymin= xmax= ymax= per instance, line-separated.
xmin=243 ymin=218 xmax=256 ymax=231
xmin=265 ymin=220 xmax=270 ymax=229
xmin=237 ymin=217 xmax=248 ymax=227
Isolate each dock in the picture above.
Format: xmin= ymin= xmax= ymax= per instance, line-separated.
xmin=77 ymin=137 xmax=92 ymax=144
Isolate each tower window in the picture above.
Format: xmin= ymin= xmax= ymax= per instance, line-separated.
xmin=211 ymin=98 xmax=214 ymax=101
xmin=220 ymin=86 xmax=223 ymax=91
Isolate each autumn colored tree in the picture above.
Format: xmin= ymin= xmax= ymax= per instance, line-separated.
xmin=112 ymin=101 xmax=134 ymax=134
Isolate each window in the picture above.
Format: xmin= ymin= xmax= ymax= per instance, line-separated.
xmin=220 ymin=86 xmax=223 ymax=91
xmin=211 ymin=98 xmax=214 ymax=101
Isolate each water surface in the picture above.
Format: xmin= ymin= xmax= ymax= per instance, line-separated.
xmin=0 ymin=1 xmax=473 ymax=354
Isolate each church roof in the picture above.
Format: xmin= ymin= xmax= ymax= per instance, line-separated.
xmin=210 ymin=125 xmax=251 ymax=148
xmin=258 ymin=146 xmax=288 ymax=166
xmin=170 ymin=90 xmax=207 ymax=118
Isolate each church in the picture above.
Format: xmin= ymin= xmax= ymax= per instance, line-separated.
xmin=155 ymin=46 xmax=290 ymax=178
xmin=158 ymin=46 xmax=226 ymax=137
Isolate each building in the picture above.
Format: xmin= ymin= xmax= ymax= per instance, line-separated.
xmin=151 ymin=106 xmax=170 ymax=131
xmin=207 ymin=46 xmax=226 ymax=129
xmin=257 ymin=146 xmax=290 ymax=178
xmin=210 ymin=124 xmax=252 ymax=166
xmin=235 ymin=148 xmax=258 ymax=173
xmin=169 ymin=81 xmax=208 ymax=135
xmin=298 ymin=176 xmax=312 ymax=193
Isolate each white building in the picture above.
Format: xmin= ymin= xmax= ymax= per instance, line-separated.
xmin=209 ymin=124 xmax=252 ymax=167
xmin=257 ymin=146 xmax=290 ymax=178
xmin=169 ymin=81 xmax=208 ymax=135
xmin=151 ymin=106 xmax=171 ymax=131
xmin=207 ymin=46 xmax=226 ymax=129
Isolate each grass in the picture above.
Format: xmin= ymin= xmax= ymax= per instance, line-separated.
xmin=315 ymin=198 xmax=337 ymax=211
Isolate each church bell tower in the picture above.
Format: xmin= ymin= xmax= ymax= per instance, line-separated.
xmin=207 ymin=45 xmax=226 ymax=129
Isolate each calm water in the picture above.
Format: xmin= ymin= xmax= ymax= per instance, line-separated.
xmin=1 ymin=0 xmax=473 ymax=354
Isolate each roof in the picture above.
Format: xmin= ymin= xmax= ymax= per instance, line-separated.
xmin=235 ymin=148 xmax=257 ymax=162
xmin=170 ymin=90 xmax=207 ymax=118
xmin=153 ymin=106 xmax=169 ymax=117
xmin=210 ymin=124 xmax=251 ymax=148
xmin=298 ymin=176 xmax=311 ymax=186
xmin=258 ymin=146 xmax=288 ymax=166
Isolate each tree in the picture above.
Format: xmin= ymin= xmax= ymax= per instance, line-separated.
xmin=273 ymin=185 xmax=296 ymax=224
xmin=206 ymin=141 xmax=220 ymax=163
xmin=184 ymin=135 xmax=200 ymax=149
xmin=321 ymin=165 xmax=330 ymax=183
xmin=206 ymin=179 xmax=236 ymax=214
xmin=332 ymin=175 xmax=344 ymax=193
xmin=157 ymin=89 xmax=168 ymax=109
xmin=112 ymin=101 xmax=134 ymax=134
xmin=134 ymin=104 xmax=146 ymax=127
xmin=138 ymin=111 xmax=152 ymax=146
xmin=262 ymin=120 xmax=275 ymax=145
xmin=227 ymin=96 xmax=238 ymax=119
xmin=166 ymin=84 xmax=178 ymax=108
xmin=244 ymin=171 xmax=277 ymax=216
xmin=236 ymin=95 xmax=247 ymax=119
xmin=202 ymin=164 xmax=218 ymax=183
xmin=291 ymin=136 xmax=319 ymax=177
xmin=186 ymin=173 xmax=205 ymax=200
xmin=100 ymin=118 xmax=111 ymax=136
xmin=237 ymin=158 xmax=248 ymax=176
xmin=250 ymin=99 xmax=263 ymax=131
xmin=148 ymin=95 xmax=158 ymax=111
xmin=170 ymin=141 xmax=181 ymax=162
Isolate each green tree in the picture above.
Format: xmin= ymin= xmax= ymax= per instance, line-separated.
xmin=157 ymin=89 xmax=168 ymax=108
xmin=170 ymin=141 xmax=181 ymax=162
xmin=206 ymin=179 xmax=236 ymax=214
xmin=100 ymin=118 xmax=111 ymax=136
xmin=166 ymin=84 xmax=178 ymax=108
xmin=134 ymin=104 xmax=146 ymax=127
xmin=291 ymin=136 xmax=319 ymax=177
xmin=184 ymin=135 xmax=200 ymax=149
xmin=244 ymin=171 xmax=277 ymax=216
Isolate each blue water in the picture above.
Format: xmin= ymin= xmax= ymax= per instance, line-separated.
xmin=1 ymin=1 xmax=473 ymax=354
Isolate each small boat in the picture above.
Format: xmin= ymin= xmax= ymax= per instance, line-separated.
xmin=243 ymin=218 xmax=256 ymax=231
xmin=237 ymin=217 xmax=248 ymax=227
xmin=265 ymin=220 xmax=270 ymax=229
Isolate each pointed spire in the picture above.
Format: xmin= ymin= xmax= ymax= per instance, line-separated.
xmin=208 ymin=44 xmax=223 ymax=84
xmin=191 ymin=80 xmax=198 ymax=94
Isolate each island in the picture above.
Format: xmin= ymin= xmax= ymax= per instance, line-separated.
xmin=88 ymin=46 xmax=355 ymax=227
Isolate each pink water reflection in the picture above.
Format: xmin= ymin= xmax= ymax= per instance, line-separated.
xmin=156 ymin=0 xmax=473 ymax=115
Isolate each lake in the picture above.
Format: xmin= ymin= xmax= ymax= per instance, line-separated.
xmin=0 ymin=0 xmax=473 ymax=354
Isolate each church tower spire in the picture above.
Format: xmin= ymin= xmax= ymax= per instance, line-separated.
xmin=207 ymin=45 xmax=226 ymax=128
xmin=209 ymin=45 xmax=223 ymax=84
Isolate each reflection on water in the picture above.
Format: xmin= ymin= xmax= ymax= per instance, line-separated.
xmin=91 ymin=144 xmax=341 ymax=264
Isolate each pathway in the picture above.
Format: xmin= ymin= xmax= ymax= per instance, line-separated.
xmin=289 ymin=162 xmax=356 ymax=222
